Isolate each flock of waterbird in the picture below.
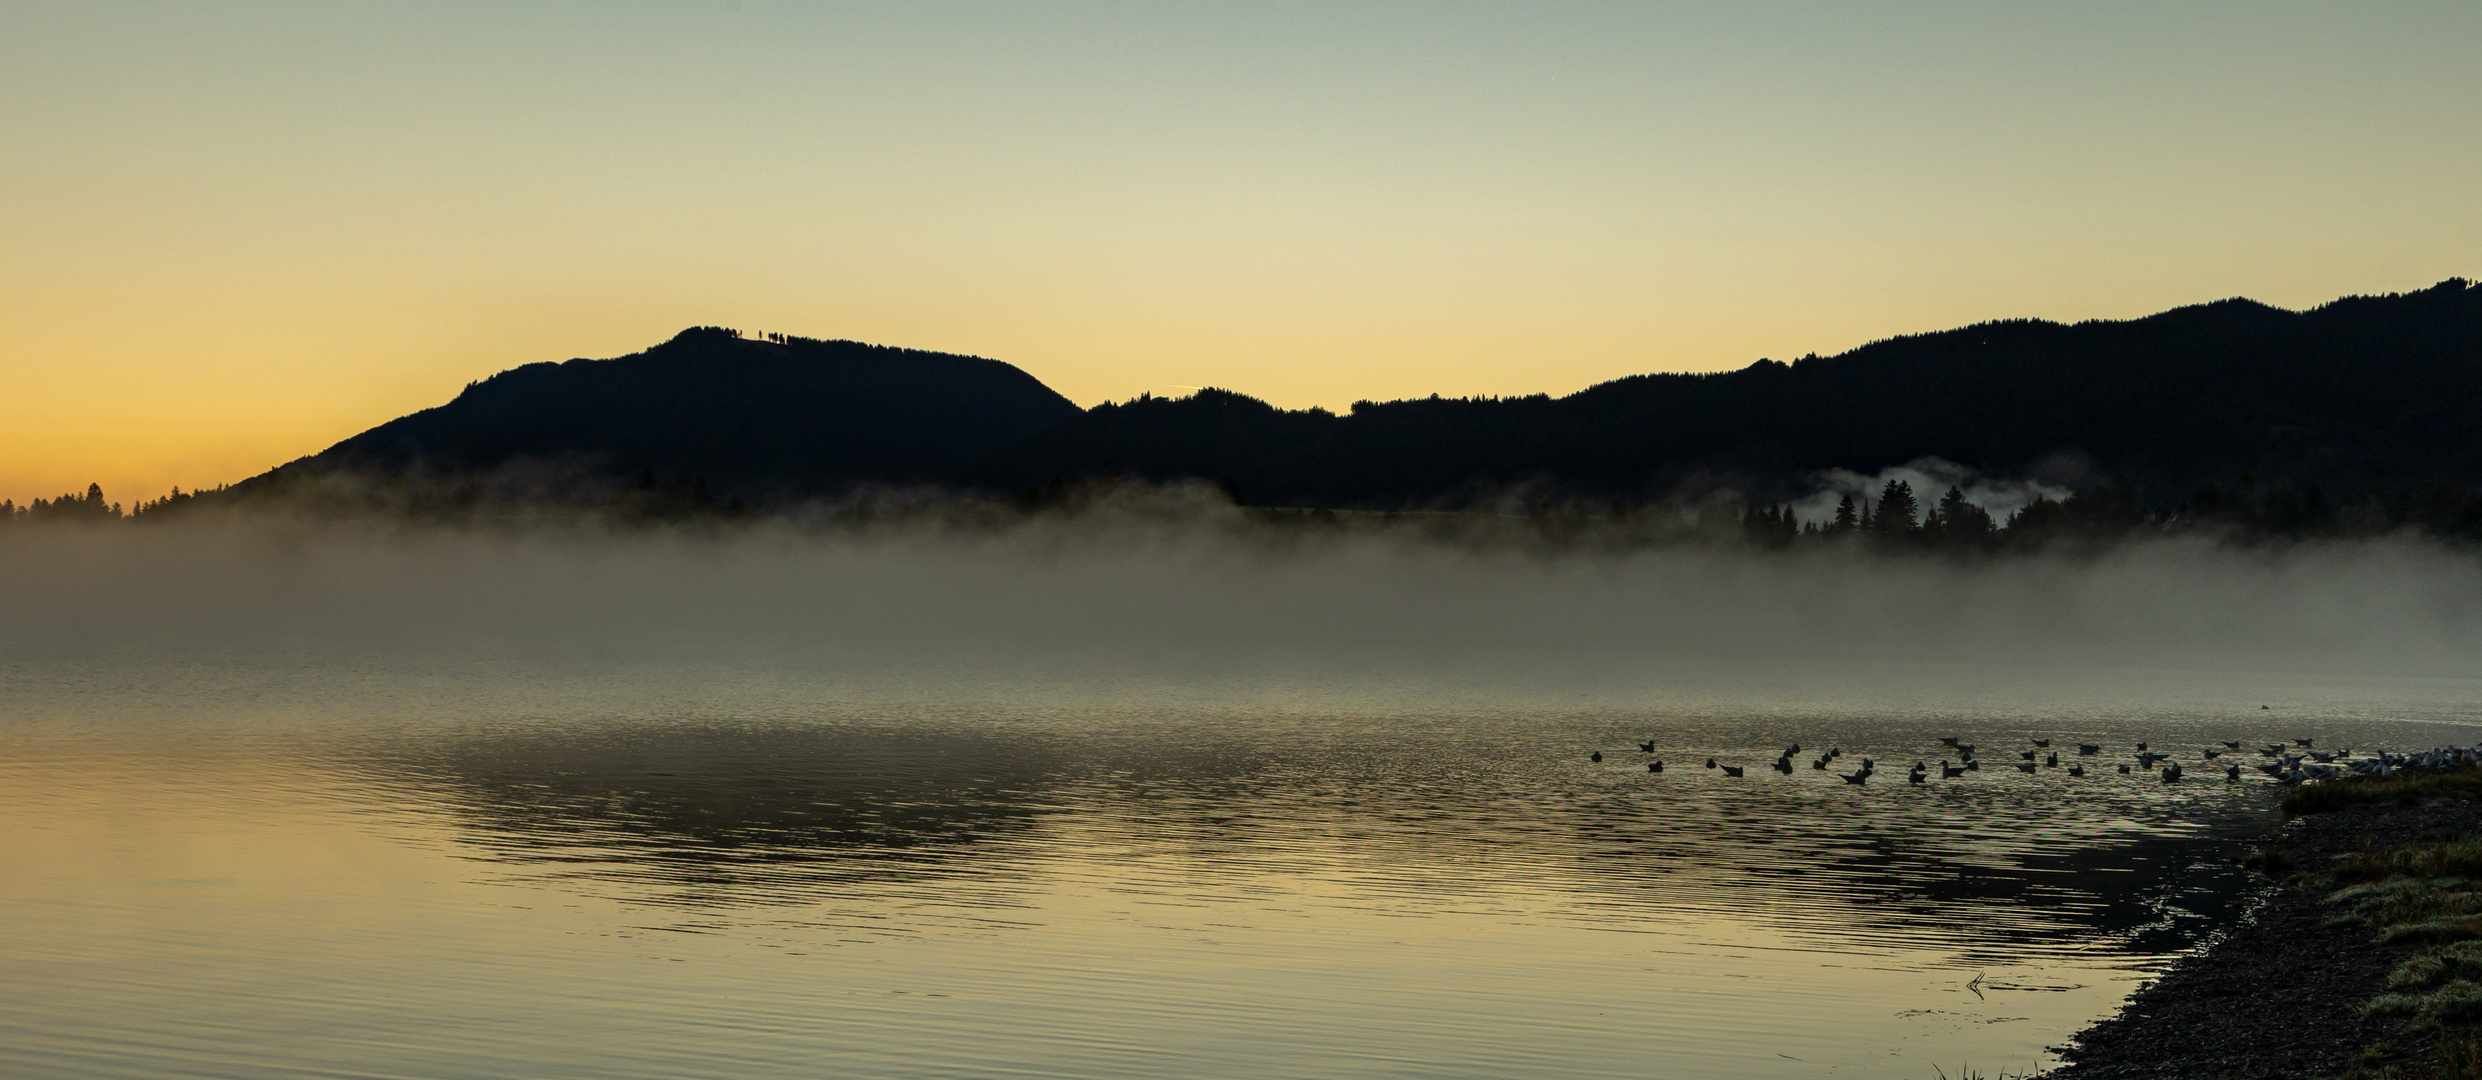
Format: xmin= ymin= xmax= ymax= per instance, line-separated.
xmin=1593 ymin=729 xmax=2477 ymax=787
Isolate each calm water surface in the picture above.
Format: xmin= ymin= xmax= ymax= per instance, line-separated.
xmin=5 ymin=662 xmax=2478 ymax=1079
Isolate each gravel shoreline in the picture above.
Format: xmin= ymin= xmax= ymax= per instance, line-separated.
xmin=2047 ymin=797 xmax=2482 ymax=1079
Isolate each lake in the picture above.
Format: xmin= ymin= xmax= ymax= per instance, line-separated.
xmin=5 ymin=523 xmax=2479 ymax=1078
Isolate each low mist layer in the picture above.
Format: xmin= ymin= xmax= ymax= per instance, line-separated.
xmin=7 ymin=501 xmax=2479 ymax=720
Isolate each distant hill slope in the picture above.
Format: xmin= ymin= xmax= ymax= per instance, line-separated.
xmin=969 ymin=279 xmax=2482 ymax=505
xmin=259 ymin=328 xmax=1082 ymax=498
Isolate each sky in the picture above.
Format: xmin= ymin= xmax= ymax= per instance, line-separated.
xmin=3 ymin=1 xmax=2477 ymax=507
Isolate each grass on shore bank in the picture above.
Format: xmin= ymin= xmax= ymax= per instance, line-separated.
xmin=2287 ymin=770 xmax=2482 ymax=817
xmin=2342 ymin=1034 xmax=2482 ymax=1079
xmin=2329 ymin=838 xmax=2482 ymax=1027
xmin=2336 ymin=839 xmax=2482 ymax=886
xmin=2282 ymin=809 xmax=2482 ymax=1068
xmin=2369 ymin=943 xmax=2482 ymax=1031
xmin=2206 ymin=788 xmax=2482 ymax=1078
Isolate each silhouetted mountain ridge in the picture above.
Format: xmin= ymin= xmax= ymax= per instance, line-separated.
xmin=256 ymin=327 xmax=1081 ymax=498
xmin=972 ymin=279 xmax=2480 ymax=505
xmin=240 ymin=279 xmax=2478 ymax=508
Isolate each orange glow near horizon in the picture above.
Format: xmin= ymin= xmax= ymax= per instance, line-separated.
xmin=4 ymin=2 xmax=2477 ymax=506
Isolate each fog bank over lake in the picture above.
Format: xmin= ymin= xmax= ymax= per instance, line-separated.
xmin=7 ymin=512 xmax=2477 ymax=717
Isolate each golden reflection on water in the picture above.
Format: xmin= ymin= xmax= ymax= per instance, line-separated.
xmin=0 ymin=705 xmax=2327 ymax=1080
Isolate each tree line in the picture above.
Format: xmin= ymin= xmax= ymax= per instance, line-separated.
xmin=1740 ymin=475 xmax=2482 ymax=550
xmin=0 ymin=472 xmax=752 ymax=528
xmin=12 ymin=471 xmax=2482 ymax=551
xmin=0 ymin=482 xmax=233 ymax=523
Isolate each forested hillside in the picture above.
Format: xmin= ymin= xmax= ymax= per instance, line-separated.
xmin=972 ymin=279 xmax=2482 ymax=508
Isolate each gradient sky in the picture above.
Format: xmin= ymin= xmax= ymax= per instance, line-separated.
xmin=4 ymin=1 xmax=2477 ymax=506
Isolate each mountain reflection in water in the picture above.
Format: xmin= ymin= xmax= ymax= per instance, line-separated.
xmin=369 ymin=710 xmax=2271 ymax=966
xmin=377 ymin=724 xmax=1076 ymax=904
xmin=22 ymin=695 xmax=2476 ymax=1080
